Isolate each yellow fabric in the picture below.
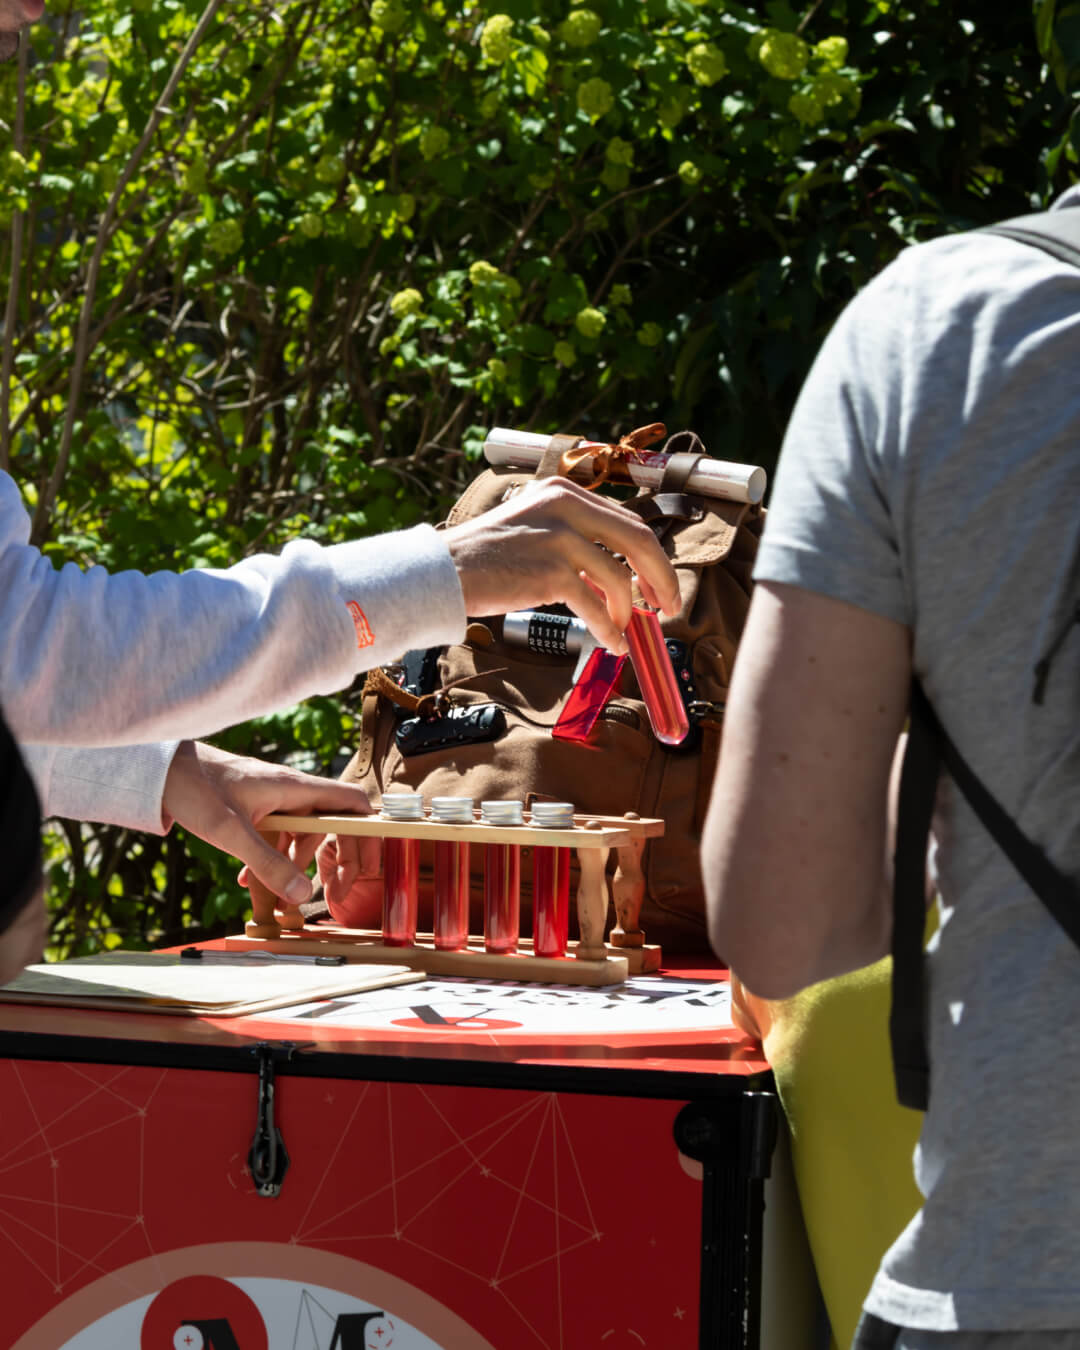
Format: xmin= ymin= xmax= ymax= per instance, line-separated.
xmin=734 ymin=960 xmax=925 ymax=1350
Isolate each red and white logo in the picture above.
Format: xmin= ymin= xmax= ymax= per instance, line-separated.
xmin=346 ymin=601 xmax=376 ymax=650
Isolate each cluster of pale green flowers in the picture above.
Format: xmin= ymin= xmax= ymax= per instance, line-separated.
xmin=469 ymin=259 xmax=522 ymax=298
xmin=686 ymin=42 xmax=727 ymax=87
xmin=480 ymin=14 xmax=514 ymax=64
xmin=750 ymin=29 xmax=858 ymax=127
xmin=575 ymin=306 xmax=606 ymax=339
xmin=755 ymin=28 xmax=810 ymax=80
xmin=371 ymin=0 xmax=408 ymax=35
xmin=557 ymin=8 xmax=602 ymax=47
xmin=577 ymin=76 xmax=614 ymax=120
xmin=206 ymin=218 xmax=243 ymax=256
xmin=315 ymin=153 xmax=347 ymax=185
xmin=389 ymin=287 xmax=424 ymax=319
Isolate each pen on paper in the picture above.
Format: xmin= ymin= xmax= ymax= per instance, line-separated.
xmin=179 ymin=948 xmax=346 ymax=967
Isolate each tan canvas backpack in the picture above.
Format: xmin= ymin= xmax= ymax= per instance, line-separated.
xmin=339 ymin=429 xmax=763 ymax=952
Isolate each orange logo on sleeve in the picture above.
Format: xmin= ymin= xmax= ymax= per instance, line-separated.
xmin=346 ymin=600 xmax=375 ymax=650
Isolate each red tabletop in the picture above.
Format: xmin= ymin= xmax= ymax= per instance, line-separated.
xmin=0 ymin=948 xmax=769 ymax=1082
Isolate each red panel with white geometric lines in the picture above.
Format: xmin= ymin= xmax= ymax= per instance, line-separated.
xmin=1 ymin=1058 xmax=705 ymax=1350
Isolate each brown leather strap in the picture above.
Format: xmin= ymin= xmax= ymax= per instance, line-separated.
xmin=353 ymin=688 xmax=381 ymax=780
xmin=536 ymin=433 xmax=582 ymax=479
xmin=364 ymin=666 xmax=422 ymax=714
xmin=635 ymin=493 xmax=704 ymax=525
xmin=659 ymin=451 xmax=704 ymax=493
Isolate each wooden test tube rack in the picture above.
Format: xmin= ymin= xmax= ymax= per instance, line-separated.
xmin=230 ymin=811 xmax=665 ymax=987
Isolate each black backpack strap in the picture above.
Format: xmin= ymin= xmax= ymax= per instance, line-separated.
xmin=981 ymin=208 xmax=1080 ymax=268
xmin=0 ymin=704 xmax=42 ymax=938
xmin=889 ymin=685 xmax=940 ymax=1110
xmin=891 ymin=681 xmax=1080 ymax=1110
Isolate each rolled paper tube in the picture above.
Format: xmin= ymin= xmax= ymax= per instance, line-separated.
xmin=483 ymin=427 xmax=766 ymax=505
xmin=625 ymin=606 xmax=690 ymax=747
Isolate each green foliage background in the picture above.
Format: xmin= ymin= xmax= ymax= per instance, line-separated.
xmin=1 ymin=0 xmax=1078 ymax=952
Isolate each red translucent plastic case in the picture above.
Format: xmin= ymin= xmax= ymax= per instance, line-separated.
xmin=552 ymin=648 xmax=626 ymax=743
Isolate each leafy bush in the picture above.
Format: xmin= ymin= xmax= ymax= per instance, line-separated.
xmin=1 ymin=0 xmax=1077 ymax=951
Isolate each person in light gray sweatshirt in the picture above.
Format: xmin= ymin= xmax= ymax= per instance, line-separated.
xmin=0 ymin=464 xmax=678 ymax=984
xmin=0 ymin=0 xmax=680 ymax=984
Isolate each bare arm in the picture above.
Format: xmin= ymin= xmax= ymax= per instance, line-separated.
xmin=702 ymin=581 xmax=911 ymax=999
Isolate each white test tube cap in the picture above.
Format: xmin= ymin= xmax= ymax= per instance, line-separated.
xmin=480 ymin=800 xmax=525 ymax=826
xmin=431 ymin=796 xmax=475 ymax=824
xmin=530 ymin=802 xmax=576 ymax=829
xmin=381 ymin=792 xmax=425 ymax=821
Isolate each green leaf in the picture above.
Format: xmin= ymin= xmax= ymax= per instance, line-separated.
xmin=514 ymin=46 xmax=549 ymax=98
xmin=1034 ymin=0 xmax=1058 ymax=58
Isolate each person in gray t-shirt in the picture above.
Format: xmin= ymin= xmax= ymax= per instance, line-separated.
xmin=703 ymin=186 xmax=1080 ymax=1349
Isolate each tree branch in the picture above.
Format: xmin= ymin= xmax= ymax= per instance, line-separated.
xmin=0 ymin=36 xmax=29 ymax=473
xmin=31 ymin=0 xmax=226 ymax=544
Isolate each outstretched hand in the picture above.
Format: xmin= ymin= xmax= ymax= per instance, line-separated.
xmin=315 ymin=832 xmax=384 ymax=929
xmin=443 ymin=476 xmax=681 ymax=653
xmin=162 ymin=740 xmax=375 ymax=907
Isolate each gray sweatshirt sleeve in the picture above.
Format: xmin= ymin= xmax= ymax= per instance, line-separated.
xmin=21 ymin=741 xmax=179 ymax=834
xmin=0 ymin=471 xmax=467 ymax=748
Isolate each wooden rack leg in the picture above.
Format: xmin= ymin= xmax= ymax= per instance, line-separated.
xmin=245 ymin=830 xmax=306 ymax=939
xmin=575 ymin=824 xmax=610 ymax=961
xmin=610 ymin=815 xmax=647 ymax=950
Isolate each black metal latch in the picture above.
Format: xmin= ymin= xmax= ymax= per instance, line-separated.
xmin=248 ymin=1041 xmax=309 ymax=1199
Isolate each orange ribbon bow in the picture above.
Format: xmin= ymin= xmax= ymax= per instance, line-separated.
xmin=557 ymin=422 xmax=667 ymax=489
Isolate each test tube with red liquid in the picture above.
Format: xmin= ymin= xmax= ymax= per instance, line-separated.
xmin=431 ymin=796 xmax=473 ymax=951
xmin=482 ymin=800 xmax=523 ymax=954
xmin=531 ymin=801 xmax=574 ymax=958
xmin=380 ymin=792 xmax=424 ymax=947
xmin=625 ymin=606 xmax=690 ymax=746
